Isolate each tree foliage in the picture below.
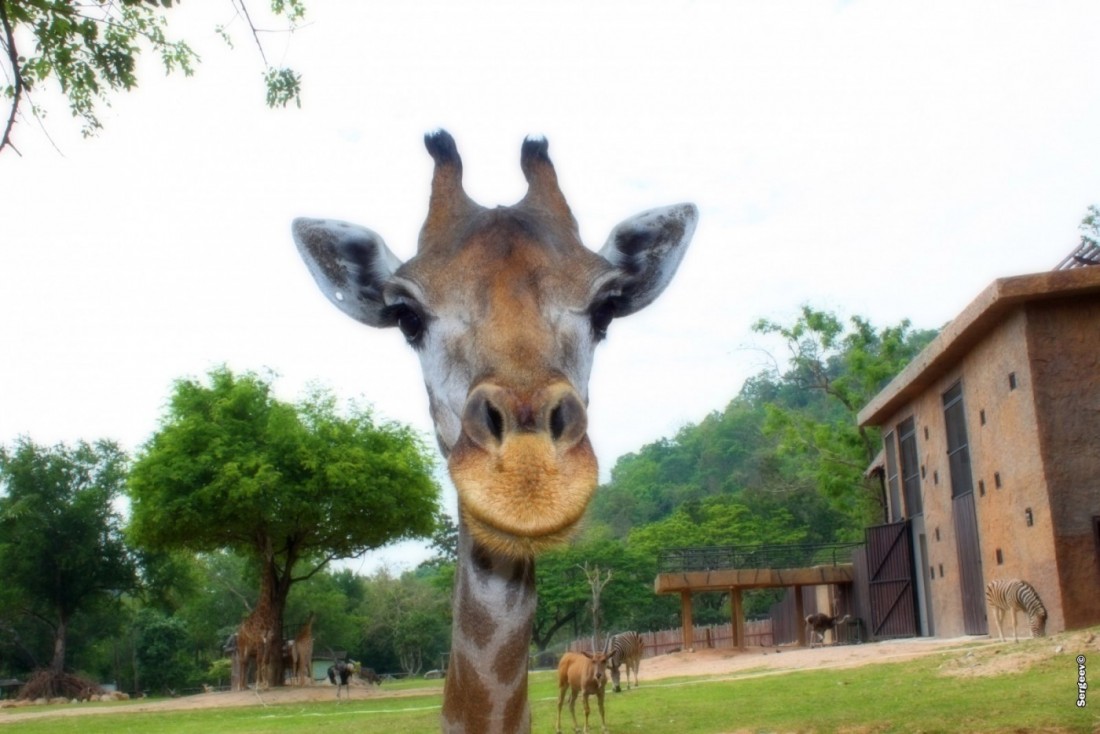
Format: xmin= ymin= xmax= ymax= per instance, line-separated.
xmin=1079 ymin=204 xmax=1099 ymax=254
xmin=127 ymin=367 xmax=441 ymax=683
xmin=0 ymin=0 xmax=306 ymax=154
xmin=589 ymin=307 xmax=937 ymax=549
xmin=0 ymin=438 xmax=136 ymax=676
xmin=752 ymin=307 xmax=937 ymax=529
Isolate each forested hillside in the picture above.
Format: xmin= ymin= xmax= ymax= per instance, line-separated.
xmin=589 ymin=307 xmax=938 ymax=543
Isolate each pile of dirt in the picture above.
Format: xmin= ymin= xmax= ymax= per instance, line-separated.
xmin=938 ymin=629 xmax=1099 ymax=678
xmin=14 ymin=670 xmax=103 ymax=702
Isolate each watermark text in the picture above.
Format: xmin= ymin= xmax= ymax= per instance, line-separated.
xmin=1077 ymin=655 xmax=1087 ymax=708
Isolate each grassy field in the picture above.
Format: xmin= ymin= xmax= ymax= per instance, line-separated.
xmin=1 ymin=641 xmax=1096 ymax=733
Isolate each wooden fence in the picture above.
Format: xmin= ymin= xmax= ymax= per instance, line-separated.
xmin=566 ymin=620 xmax=774 ymax=659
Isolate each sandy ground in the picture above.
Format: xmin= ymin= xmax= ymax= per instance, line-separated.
xmin=2 ymin=630 xmax=1094 ymax=723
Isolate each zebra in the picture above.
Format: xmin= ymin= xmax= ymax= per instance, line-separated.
xmin=605 ymin=631 xmax=644 ymax=692
xmin=985 ymin=579 xmax=1048 ymax=642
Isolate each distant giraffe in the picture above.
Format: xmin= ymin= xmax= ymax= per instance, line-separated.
xmin=233 ymin=590 xmax=279 ymax=690
xmin=290 ymin=612 xmax=315 ymax=686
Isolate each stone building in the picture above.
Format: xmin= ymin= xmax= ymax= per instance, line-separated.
xmin=857 ymin=261 xmax=1100 ymax=638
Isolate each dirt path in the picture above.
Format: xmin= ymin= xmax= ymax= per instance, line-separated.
xmin=3 ymin=631 xmax=1091 ymax=723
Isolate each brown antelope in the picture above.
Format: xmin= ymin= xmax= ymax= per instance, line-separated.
xmin=293 ymin=130 xmax=696 ymax=733
xmin=556 ymin=651 xmax=611 ymax=734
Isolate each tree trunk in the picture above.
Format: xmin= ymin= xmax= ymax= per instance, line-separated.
xmin=257 ymin=555 xmax=292 ymax=687
xmin=49 ymin=615 xmax=67 ymax=675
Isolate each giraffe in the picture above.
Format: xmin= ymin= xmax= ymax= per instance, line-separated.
xmin=292 ymin=130 xmax=696 ymax=733
xmin=234 ymin=601 xmax=276 ymax=691
xmin=233 ymin=556 xmax=284 ymax=692
xmin=290 ymin=612 xmax=315 ymax=686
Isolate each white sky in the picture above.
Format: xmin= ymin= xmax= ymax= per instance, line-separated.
xmin=3 ymin=1 xmax=1099 ymax=573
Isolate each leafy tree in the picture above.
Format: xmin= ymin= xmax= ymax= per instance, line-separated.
xmin=420 ymin=512 xmax=459 ymax=569
xmin=0 ymin=438 xmax=136 ymax=683
xmin=751 ymin=307 xmax=937 ymax=530
xmin=0 ymin=0 xmax=306 ymax=154
xmin=359 ymin=567 xmax=450 ymax=675
xmin=127 ymin=367 xmax=441 ymax=684
xmin=131 ymin=608 xmax=200 ymax=695
xmin=1079 ymin=204 xmax=1099 ymax=254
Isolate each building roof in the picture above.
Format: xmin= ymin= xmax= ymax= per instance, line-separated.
xmin=858 ymin=265 xmax=1100 ymax=428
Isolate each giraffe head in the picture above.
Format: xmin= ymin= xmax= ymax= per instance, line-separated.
xmin=293 ymin=131 xmax=696 ymax=560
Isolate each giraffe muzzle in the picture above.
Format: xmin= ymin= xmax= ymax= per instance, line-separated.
xmin=449 ymin=381 xmax=598 ymax=558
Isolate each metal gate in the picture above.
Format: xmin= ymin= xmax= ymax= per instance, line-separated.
xmin=953 ymin=492 xmax=988 ymax=635
xmin=865 ymin=520 xmax=918 ymax=639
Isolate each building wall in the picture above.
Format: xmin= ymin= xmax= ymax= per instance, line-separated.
xmin=957 ymin=308 xmax=1063 ymax=633
xmin=1027 ymin=298 xmax=1100 ymax=629
xmin=878 ymin=380 xmax=966 ymax=637
xmin=877 ymin=308 xmax=1065 ymax=637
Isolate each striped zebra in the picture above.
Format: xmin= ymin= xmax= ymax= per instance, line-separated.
xmin=985 ymin=579 xmax=1048 ymax=642
xmin=605 ymin=631 xmax=644 ymax=692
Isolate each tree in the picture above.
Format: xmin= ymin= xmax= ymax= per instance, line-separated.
xmin=0 ymin=438 xmax=136 ymax=690
xmin=131 ymin=608 xmax=199 ymax=695
xmin=1079 ymin=204 xmax=1099 ymax=256
xmin=359 ymin=568 xmax=450 ymax=676
xmin=0 ymin=0 xmax=306 ymax=155
xmin=752 ymin=306 xmax=937 ymax=529
xmin=127 ymin=367 xmax=441 ymax=684
xmin=580 ymin=562 xmax=612 ymax=648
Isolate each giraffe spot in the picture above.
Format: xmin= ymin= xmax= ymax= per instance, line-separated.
xmin=493 ymin=624 xmax=531 ymax=684
xmin=442 ymin=653 xmax=492 ymax=729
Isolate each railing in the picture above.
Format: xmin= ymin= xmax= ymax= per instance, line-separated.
xmin=657 ymin=542 xmax=861 ymax=574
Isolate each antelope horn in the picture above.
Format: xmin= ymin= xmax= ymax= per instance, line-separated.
xmin=519 ymin=136 xmax=578 ymax=233
xmin=419 ymin=129 xmax=478 ymax=252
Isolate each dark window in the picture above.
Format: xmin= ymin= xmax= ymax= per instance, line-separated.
xmin=996 ymin=549 xmax=1004 ymax=565
xmin=884 ymin=431 xmax=902 ymax=522
xmin=897 ymin=417 xmax=922 ymax=516
xmin=1009 ymin=372 xmax=1017 ymax=390
xmin=943 ymin=382 xmax=975 ymax=499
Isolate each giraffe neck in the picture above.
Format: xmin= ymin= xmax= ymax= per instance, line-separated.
xmin=441 ymin=523 xmax=536 ymax=734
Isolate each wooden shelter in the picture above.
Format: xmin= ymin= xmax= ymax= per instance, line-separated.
xmin=654 ymin=543 xmax=858 ymax=650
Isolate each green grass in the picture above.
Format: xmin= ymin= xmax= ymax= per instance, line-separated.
xmin=2 ymin=643 xmax=1096 ymax=733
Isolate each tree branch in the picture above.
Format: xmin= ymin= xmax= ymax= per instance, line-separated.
xmin=234 ymin=0 xmax=270 ymax=67
xmin=0 ymin=0 xmax=24 ymax=155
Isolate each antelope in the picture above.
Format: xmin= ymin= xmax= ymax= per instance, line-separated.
xmin=556 ymin=651 xmax=611 ymax=734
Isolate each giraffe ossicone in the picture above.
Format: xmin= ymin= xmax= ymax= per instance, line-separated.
xmin=293 ymin=130 xmax=696 ymax=731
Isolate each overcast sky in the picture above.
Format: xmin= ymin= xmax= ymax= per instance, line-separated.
xmin=3 ymin=1 xmax=1098 ymax=572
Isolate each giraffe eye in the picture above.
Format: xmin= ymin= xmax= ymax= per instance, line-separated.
xmin=589 ymin=297 xmax=620 ymax=341
xmin=385 ymin=303 xmax=426 ymax=345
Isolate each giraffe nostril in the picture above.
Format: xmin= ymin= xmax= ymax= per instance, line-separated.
xmin=486 ymin=403 xmax=504 ymax=442
xmin=548 ymin=390 xmax=587 ymax=448
xmin=550 ymin=403 xmax=566 ymax=441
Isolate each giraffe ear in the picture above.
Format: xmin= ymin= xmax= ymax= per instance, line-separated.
xmin=292 ymin=218 xmax=404 ymax=327
xmin=597 ymin=203 xmax=697 ymax=317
